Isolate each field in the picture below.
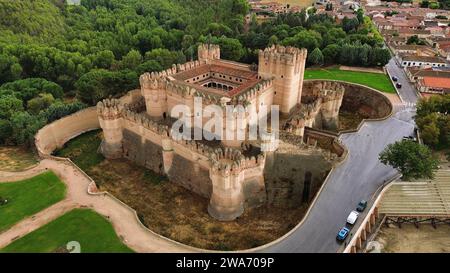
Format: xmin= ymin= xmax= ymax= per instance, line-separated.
xmin=0 ymin=146 xmax=38 ymax=172
xmin=55 ymin=132 xmax=311 ymax=250
xmin=269 ymin=0 xmax=314 ymax=7
xmin=1 ymin=209 xmax=133 ymax=253
xmin=0 ymin=171 xmax=66 ymax=232
xmin=373 ymin=224 xmax=450 ymax=253
xmin=304 ymin=67 xmax=396 ymax=93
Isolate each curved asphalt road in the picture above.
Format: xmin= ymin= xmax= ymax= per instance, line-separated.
xmin=260 ymin=56 xmax=419 ymax=253
xmin=262 ymin=110 xmax=416 ymax=253
xmin=386 ymin=58 xmax=419 ymax=104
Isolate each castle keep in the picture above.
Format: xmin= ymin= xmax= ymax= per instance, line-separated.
xmin=97 ymin=44 xmax=345 ymax=221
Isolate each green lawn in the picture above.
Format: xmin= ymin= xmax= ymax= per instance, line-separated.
xmin=0 ymin=171 xmax=66 ymax=232
xmin=54 ymin=129 xmax=104 ymax=170
xmin=304 ymin=67 xmax=396 ymax=93
xmin=1 ymin=208 xmax=134 ymax=253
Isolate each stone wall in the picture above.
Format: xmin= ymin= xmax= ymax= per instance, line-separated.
xmin=264 ymin=146 xmax=332 ymax=208
xmin=35 ymin=88 xmax=143 ymax=157
xmin=122 ymin=129 xmax=164 ymax=174
xmin=304 ymin=128 xmax=345 ymax=157
xmin=302 ymin=80 xmax=392 ymax=120
xmin=35 ymin=107 xmax=100 ymax=156
xmin=167 ymin=154 xmax=212 ymax=198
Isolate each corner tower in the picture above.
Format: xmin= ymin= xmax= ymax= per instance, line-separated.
xmin=140 ymin=73 xmax=168 ymax=119
xmin=97 ymin=98 xmax=124 ymax=159
xmin=258 ymin=45 xmax=307 ymax=115
xmin=198 ymin=44 xmax=220 ymax=63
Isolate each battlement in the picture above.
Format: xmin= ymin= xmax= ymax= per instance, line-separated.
xmin=122 ymin=109 xmax=170 ymax=136
xmin=210 ymin=147 xmax=265 ymax=176
xmin=97 ymin=98 xmax=123 ymax=120
xmin=233 ymin=78 xmax=273 ymax=103
xmin=259 ymin=45 xmax=307 ymax=65
xmin=198 ymin=44 xmax=221 ymax=62
xmin=308 ymin=81 xmax=346 ymax=102
xmin=166 ymin=80 xmax=204 ymax=99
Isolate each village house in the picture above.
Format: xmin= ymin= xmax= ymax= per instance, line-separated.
xmin=399 ymin=54 xmax=448 ymax=68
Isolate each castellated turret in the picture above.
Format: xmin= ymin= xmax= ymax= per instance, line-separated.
xmin=314 ymin=82 xmax=345 ymax=130
xmin=198 ymin=43 xmax=220 ymax=63
xmin=258 ymin=45 xmax=307 ymax=115
xmin=283 ymin=81 xmax=345 ymax=136
xmin=97 ymin=98 xmax=124 ymax=159
xmin=208 ymin=147 xmax=266 ymax=221
xmin=140 ymin=72 xmax=168 ymax=119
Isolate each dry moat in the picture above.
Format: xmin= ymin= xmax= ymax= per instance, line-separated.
xmin=55 ymin=130 xmax=331 ymax=250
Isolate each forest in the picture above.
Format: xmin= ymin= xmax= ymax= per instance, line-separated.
xmin=0 ymin=0 xmax=390 ymax=146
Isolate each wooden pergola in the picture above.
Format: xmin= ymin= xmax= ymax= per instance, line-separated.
xmin=379 ymin=169 xmax=450 ymax=226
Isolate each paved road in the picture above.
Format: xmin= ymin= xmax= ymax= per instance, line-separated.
xmin=385 ymin=58 xmax=419 ymax=104
xmin=262 ymin=111 xmax=415 ymax=253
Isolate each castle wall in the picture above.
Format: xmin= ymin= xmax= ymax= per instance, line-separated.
xmin=122 ymin=129 xmax=164 ymax=174
xmin=34 ymin=89 xmax=143 ymax=157
xmin=242 ymin=167 xmax=266 ymax=208
xmin=35 ymin=107 xmax=99 ymax=156
xmin=167 ymin=154 xmax=212 ymax=198
xmin=302 ymin=80 xmax=392 ymax=120
xmin=264 ymin=149 xmax=331 ymax=207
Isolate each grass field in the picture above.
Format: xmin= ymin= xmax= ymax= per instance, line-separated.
xmin=304 ymin=67 xmax=396 ymax=93
xmin=0 ymin=146 xmax=38 ymax=172
xmin=1 ymin=208 xmax=133 ymax=253
xmin=0 ymin=171 xmax=66 ymax=232
xmin=54 ymin=130 xmax=104 ymax=170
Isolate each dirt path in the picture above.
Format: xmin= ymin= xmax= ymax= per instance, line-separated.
xmin=0 ymin=200 xmax=77 ymax=248
xmin=374 ymin=224 xmax=450 ymax=253
xmin=0 ymin=159 xmax=195 ymax=253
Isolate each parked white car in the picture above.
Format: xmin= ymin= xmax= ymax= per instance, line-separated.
xmin=346 ymin=210 xmax=359 ymax=225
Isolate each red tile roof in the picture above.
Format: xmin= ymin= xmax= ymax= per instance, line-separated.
xmin=423 ymin=76 xmax=450 ymax=88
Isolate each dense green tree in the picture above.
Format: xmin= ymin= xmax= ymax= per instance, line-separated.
xmin=308 ymin=48 xmax=324 ymax=65
xmin=0 ymin=119 xmax=12 ymax=144
xmin=322 ymin=44 xmax=341 ymax=64
xmin=0 ymin=78 xmax=64 ymax=101
xmin=342 ymin=17 xmax=360 ymax=33
xmin=282 ymin=30 xmax=322 ymax=53
xmin=0 ymin=54 xmax=22 ymax=84
xmin=42 ymin=100 xmax=87 ymax=123
xmin=0 ymin=95 xmax=23 ymax=119
xmin=120 ymin=50 xmax=143 ymax=70
xmin=27 ymin=93 xmax=55 ymax=115
xmin=415 ymin=95 xmax=450 ymax=149
xmin=145 ymin=48 xmax=186 ymax=68
xmin=92 ymin=50 xmax=115 ymax=69
xmin=215 ymin=37 xmax=245 ymax=61
xmin=75 ymin=69 xmax=138 ymax=104
xmin=379 ymin=140 xmax=439 ymax=180
xmin=11 ymin=112 xmax=45 ymax=145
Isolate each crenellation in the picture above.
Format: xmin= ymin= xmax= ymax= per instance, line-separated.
xmin=97 ymin=44 xmax=346 ymax=221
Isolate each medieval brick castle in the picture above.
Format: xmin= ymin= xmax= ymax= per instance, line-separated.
xmin=96 ymin=44 xmax=345 ymax=221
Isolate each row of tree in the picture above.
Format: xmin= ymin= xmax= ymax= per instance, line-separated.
xmin=0 ymin=78 xmax=86 ymax=146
